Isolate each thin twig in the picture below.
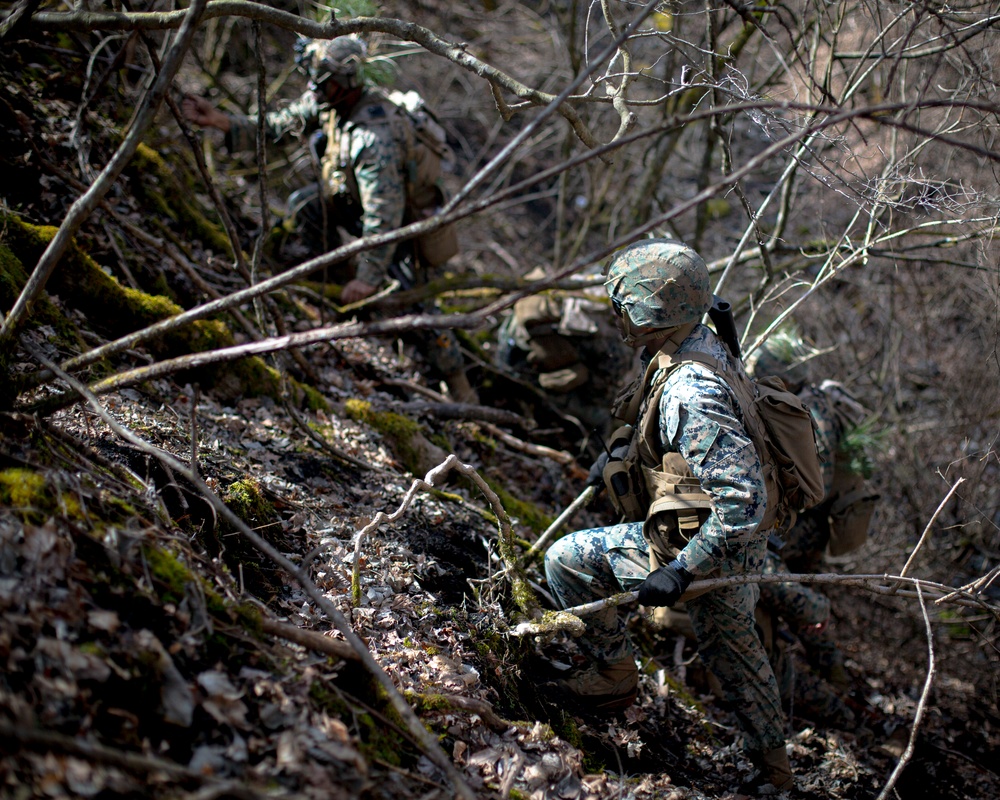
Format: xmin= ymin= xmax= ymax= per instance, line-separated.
xmin=24 ymin=343 xmax=478 ymax=800
xmin=510 ymin=571 xmax=999 ymax=636
xmin=876 ymin=583 xmax=936 ymax=800
xmin=893 ymin=477 xmax=964 ymax=591
xmin=349 ymin=454 xmax=538 ymax=618
xmin=522 ymin=485 xmax=596 ymax=564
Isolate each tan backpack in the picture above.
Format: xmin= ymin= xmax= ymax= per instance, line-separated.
xmin=323 ymin=89 xmax=458 ymax=266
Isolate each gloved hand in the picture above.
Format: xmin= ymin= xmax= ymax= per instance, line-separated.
xmin=637 ymin=562 xmax=692 ymax=608
xmin=586 ymin=451 xmax=610 ymax=487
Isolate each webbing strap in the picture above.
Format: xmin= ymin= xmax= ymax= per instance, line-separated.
xmin=619 ymin=322 xmax=696 ymax=426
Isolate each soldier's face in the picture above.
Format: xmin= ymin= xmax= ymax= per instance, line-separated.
xmin=310 ymin=75 xmax=349 ymax=107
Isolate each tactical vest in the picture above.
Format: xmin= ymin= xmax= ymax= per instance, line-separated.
xmin=321 ymin=89 xmax=457 ymax=266
xmin=602 ymin=324 xmax=824 ymax=571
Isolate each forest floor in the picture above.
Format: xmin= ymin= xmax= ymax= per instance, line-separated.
xmin=2 ymin=19 xmax=999 ymax=800
xmin=2 ymin=320 xmax=998 ymax=800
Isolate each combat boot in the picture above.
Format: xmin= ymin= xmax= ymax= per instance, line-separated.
xmin=548 ymin=654 xmax=639 ymax=715
xmin=743 ymin=745 xmax=794 ymax=794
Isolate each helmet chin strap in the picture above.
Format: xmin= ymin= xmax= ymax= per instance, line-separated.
xmin=620 ymin=310 xmax=680 ymax=349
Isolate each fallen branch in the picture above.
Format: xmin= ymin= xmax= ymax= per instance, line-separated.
xmin=412 ymin=692 xmax=514 ymax=733
xmin=0 ymin=717 xmax=218 ymax=785
xmin=396 ymin=400 xmax=533 ymax=429
xmin=257 ymin=616 xmax=360 ymax=662
xmin=521 ymin=485 xmax=596 ymax=564
xmin=509 ymin=571 xmax=1000 ymax=636
xmin=479 ymin=421 xmax=575 ymax=465
xmin=349 ymin=453 xmax=539 ymax=619
xmin=381 ymin=379 xmax=573 ymax=464
xmin=26 ymin=343 xmax=478 ymax=800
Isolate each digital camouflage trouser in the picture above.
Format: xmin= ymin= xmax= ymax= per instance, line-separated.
xmin=544 ymin=523 xmax=786 ymax=753
xmin=758 ymin=552 xmax=854 ymax=726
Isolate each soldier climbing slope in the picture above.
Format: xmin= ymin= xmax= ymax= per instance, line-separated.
xmin=747 ymin=327 xmax=880 ymax=691
xmin=182 ymin=36 xmax=477 ymax=402
xmin=494 ymin=268 xmax=638 ymax=441
xmin=543 ymin=239 xmax=794 ymax=793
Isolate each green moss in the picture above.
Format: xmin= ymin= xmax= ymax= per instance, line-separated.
xmin=129 ymin=143 xmax=234 ymax=255
xmin=310 ymin=678 xmax=408 ymax=768
xmin=223 ymin=478 xmax=276 ymax=528
xmin=0 ymin=240 xmax=85 ymax=390
xmin=0 ymin=212 xmax=182 ymax=340
xmin=0 ymin=467 xmax=48 ymax=509
xmin=481 ymin=476 xmax=552 ymax=535
xmin=427 ymin=431 xmax=452 ymax=452
xmin=298 ymin=383 xmax=330 ymax=413
xmin=471 ymin=428 xmax=498 ymax=452
xmin=2 ymin=211 xmax=299 ymax=406
xmin=403 ymin=690 xmax=452 ymax=713
xmin=143 ymin=543 xmax=227 ymax=613
xmin=0 ymin=468 xmax=87 ymax=523
xmin=143 ymin=544 xmax=196 ymax=605
xmin=99 ymin=492 xmax=140 ymax=520
xmin=59 ymin=493 xmax=83 ymax=520
xmin=345 ymin=399 xmax=426 ymax=475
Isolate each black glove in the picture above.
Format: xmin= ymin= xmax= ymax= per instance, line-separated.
xmin=637 ymin=563 xmax=692 ymax=608
xmin=587 ymin=451 xmax=610 ymax=487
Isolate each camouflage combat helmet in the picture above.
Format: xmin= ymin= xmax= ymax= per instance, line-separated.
xmin=296 ymin=36 xmax=366 ymax=90
xmin=604 ymin=239 xmax=711 ymax=342
xmin=746 ymin=327 xmax=815 ymax=391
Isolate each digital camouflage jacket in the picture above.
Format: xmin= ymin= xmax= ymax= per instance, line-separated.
xmin=226 ymin=88 xmax=407 ymax=287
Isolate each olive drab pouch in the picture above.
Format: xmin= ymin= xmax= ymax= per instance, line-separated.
xmin=827 ymin=467 xmax=879 ymax=556
xmin=602 ymin=424 xmax=648 ymax=521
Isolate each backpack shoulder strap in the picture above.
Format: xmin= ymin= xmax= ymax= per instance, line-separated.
xmin=617 ymin=323 xmax=696 ymax=426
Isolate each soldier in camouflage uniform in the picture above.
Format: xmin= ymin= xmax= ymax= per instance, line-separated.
xmin=747 ymin=330 xmax=877 ymax=691
xmin=544 ymin=240 xmax=793 ymax=791
xmin=495 ymin=273 xmax=636 ymax=438
xmin=757 ymin=550 xmax=857 ymax=728
xmin=182 ymin=36 xmax=477 ymax=402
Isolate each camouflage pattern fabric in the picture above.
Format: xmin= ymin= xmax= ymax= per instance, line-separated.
xmin=650 ymin=325 xmax=768 ymax=576
xmin=545 ymin=324 xmax=786 ymax=753
xmin=227 ymin=88 xmax=407 ymax=287
xmin=224 ymin=89 xmax=464 ymax=379
xmin=758 ymin=553 xmax=855 ymax=727
xmin=299 ymin=37 xmax=365 ymax=90
xmin=604 ymin=240 xmax=712 ymax=330
xmin=546 ymin=525 xmax=786 ymax=753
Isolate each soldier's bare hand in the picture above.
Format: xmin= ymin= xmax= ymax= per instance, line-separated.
xmin=181 ymin=95 xmax=230 ymax=132
xmin=341 ymin=279 xmax=377 ymax=304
